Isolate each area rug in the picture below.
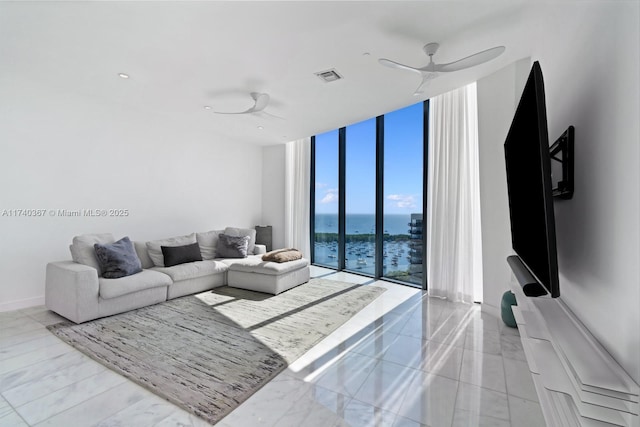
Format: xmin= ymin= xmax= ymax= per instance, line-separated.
xmin=48 ymin=279 xmax=385 ymax=425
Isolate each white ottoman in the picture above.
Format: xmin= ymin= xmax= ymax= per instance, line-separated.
xmin=227 ymin=258 xmax=310 ymax=295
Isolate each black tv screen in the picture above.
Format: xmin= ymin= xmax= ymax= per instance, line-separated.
xmin=504 ymin=61 xmax=560 ymax=298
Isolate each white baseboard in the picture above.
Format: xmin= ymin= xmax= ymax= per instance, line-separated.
xmin=0 ymin=295 xmax=45 ymax=312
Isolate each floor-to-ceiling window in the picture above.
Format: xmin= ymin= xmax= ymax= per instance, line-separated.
xmin=345 ymin=118 xmax=377 ymax=275
xmin=311 ymin=101 xmax=428 ymax=288
xmin=383 ymin=103 xmax=425 ymax=286
xmin=312 ymin=129 xmax=339 ymax=269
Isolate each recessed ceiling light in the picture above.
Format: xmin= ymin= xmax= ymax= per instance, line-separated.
xmin=257 ymin=126 xmax=264 ymax=130
xmin=118 ymin=73 xmax=129 ymax=79
xmin=204 ymin=106 xmax=212 ymax=110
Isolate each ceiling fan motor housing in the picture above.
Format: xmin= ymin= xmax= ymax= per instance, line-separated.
xmin=423 ymin=42 xmax=440 ymax=57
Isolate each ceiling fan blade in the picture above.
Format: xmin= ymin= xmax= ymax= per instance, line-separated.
xmin=378 ymin=58 xmax=423 ymax=74
xmin=413 ymin=72 xmax=438 ymax=96
xmin=252 ymin=93 xmax=270 ymax=112
xmin=259 ymin=110 xmax=286 ymax=121
xmin=213 ymin=105 xmax=256 ymax=114
xmin=214 ymin=92 xmax=270 ymax=114
xmin=435 ymin=46 xmax=505 ymax=72
xmin=213 ymin=110 xmax=252 ymax=115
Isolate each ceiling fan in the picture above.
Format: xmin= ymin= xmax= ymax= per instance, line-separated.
xmin=379 ymin=43 xmax=505 ymax=95
xmin=213 ymin=92 xmax=271 ymax=115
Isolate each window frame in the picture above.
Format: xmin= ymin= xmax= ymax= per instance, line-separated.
xmin=310 ymin=100 xmax=429 ymax=290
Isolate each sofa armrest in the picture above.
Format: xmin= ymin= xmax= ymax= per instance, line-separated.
xmin=253 ymin=244 xmax=267 ymax=255
xmin=45 ymin=261 xmax=100 ymax=324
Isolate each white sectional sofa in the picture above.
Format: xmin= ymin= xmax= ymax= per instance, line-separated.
xmin=45 ymin=227 xmax=309 ymax=324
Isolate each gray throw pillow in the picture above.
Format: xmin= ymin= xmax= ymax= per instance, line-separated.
xmin=161 ymin=242 xmax=203 ymax=267
xmin=94 ymin=236 xmax=142 ymax=279
xmin=224 ymin=227 xmax=256 ymax=255
xmin=216 ymin=234 xmax=250 ymax=258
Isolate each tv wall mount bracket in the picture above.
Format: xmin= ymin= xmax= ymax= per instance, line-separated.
xmin=550 ymin=126 xmax=574 ymax=199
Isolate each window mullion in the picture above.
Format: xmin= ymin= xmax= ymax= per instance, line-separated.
xmin=310 ymin=136 xmax=316 ymax=262
xmin=422 ymin=100 xmax=430 ymax=290
xmin=375 ymin=116 xmax=384 ymax=279
xmin=338 ymin=127 xmax=346 ymax=271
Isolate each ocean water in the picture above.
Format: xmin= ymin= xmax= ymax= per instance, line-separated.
xmin=314 ymin=213 xmax=414 ymax=235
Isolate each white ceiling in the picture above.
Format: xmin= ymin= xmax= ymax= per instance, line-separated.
xmin=0 ymin=1 xmax=539 ymax=146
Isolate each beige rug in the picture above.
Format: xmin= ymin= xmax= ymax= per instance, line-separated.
xmin=48 ymin=279 xmax=385 ymax=425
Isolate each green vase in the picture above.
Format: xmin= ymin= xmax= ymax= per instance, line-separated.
xmin=501 ymin=290 xmax=518 ymax=328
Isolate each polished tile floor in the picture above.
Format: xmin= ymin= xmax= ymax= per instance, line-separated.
xmin=0 ymin=267 xmax=545 ymax=426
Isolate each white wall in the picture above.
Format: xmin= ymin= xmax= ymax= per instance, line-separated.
xmin=478 ymin=2 xmax=639 ymax=383
xmin=261 ymin=144 xmax=286 ymax=250
xmin=537 ymin=2 xmax=639 ymax=384
xmin=0 ymin=76 xmax=264 ymax=311
xmin=477 ymin=58 xmax=530 ymax=316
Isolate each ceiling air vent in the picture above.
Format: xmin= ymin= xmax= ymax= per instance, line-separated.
xmin=315 ymin=69 xmax=343 ymax=83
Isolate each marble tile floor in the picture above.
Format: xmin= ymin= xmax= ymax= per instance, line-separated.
xmin=0 ymin=267 xmax=545 ymax=426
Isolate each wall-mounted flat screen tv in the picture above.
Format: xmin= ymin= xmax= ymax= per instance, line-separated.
xmin=504 ymin=61 xmax=560 ymax=298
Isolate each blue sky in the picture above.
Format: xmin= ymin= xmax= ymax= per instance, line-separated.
xmin=315 ymin=101 xmax=424 ymax=215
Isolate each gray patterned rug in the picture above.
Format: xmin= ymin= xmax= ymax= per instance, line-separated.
xmin=48 ymin=279 xmax=385 ymax=425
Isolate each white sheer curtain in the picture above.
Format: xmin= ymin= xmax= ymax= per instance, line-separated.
xmin=427 ymin=82 xmax=483 ymax=303
xmin=284 ymin=137 xmax=311 ymax=257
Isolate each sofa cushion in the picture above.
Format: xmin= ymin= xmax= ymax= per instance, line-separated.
xmin=217 ymin=234 xmax=249 ymax=258
xmin=196 ymin=230 xmax=224 ymax=260
xmin=225 ymin=257 xmax=309 ymax=275
xmin=99 ymin=269 xmax=172 ymax=300
xmin=217 ymin=254 xmax=262 ymax=265
xmin=162 ymin=242 xmax=202 ymax=267
xmin=94 ymin=236 xmax=142 ymax=279
xmin=133 ymin=241 xmax=154 ymax=269
xmin=146 ymin=233 xmax=196 ymax=267
xmin=151 ymin=260 xmax=228 ymax=282
xmin=224 ymin=227 xmax=256 ymax=255
xmin=69 ymin=233 xmax=115 ymax=275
